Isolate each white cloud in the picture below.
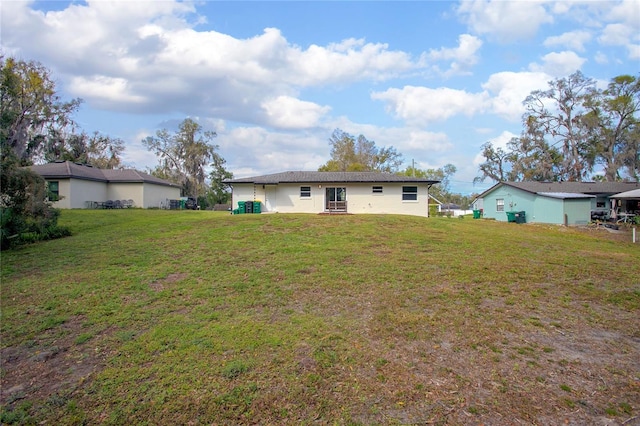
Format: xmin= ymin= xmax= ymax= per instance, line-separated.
xmin=599 ymin=23 xmax=635 ymax=46
xmin=606 ymin=0 xmax=640 ymax=28
xmin=371 ymin=86 xmax=489 ymax=126
xmin=69 ymin=76 xmax=148 ymax=105
xmin=261 ymin=96 xmax=331 ymax=129
xmin=594 ymin=51 xmax=609 ymax=64
xmin=528 ymin=51 xmax=587 ymax=77
xmin=426 ymin=34 xmax=483 ymax=76
xmin=0 ymin=1 xmax=426 ymax=123
xmin=543 ymin=30 xmax=591 ymax=52
xmin=221 ymin=126 xmax=328 ymax=175
xmin=456 ymin=0 xmax=553 ymax=41
xmin=290 ymin=38 xmax=418 ymax=85
xmin=481 ymin=71 xmax=550 ymax=122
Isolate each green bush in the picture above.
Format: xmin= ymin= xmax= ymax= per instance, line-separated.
xmin=1 ymin=152 xmax=71 ymax=249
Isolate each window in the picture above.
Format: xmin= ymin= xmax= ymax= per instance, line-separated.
xmin=48 ymin=181 xmax=59 ymax=201
xmin=496 ymin=198 xmax=504 ymax=212
xmin=596 ymin=201 xmax=605 ymax=208
xmin=300 ymin=186 xmax=311 ymax=198
xmin=402 ymin=186 xmax=418 ymax=201
xmin=372 ymin=186 xmax=383 ymax=194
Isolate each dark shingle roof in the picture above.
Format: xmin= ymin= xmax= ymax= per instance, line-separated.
xmin=478 ymin=181 xmax=640 ymax=198
xmin=28 ymin=161 xmax=179 ymax=187
xmin=225 ymin=171 xmax=439 ymax=185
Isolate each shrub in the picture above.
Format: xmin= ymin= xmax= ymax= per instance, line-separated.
xmin=1 ymin=151 xmax=71 ymax=249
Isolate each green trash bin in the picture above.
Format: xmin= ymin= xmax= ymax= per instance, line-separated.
xmin=506 ymin=211 xmax=517 ymax=223
xmin=515 ymin=211 xmax=526 ymax=224
xmin=253 ymin=201 xmax=261 ymax=214
xmin=473 ymin=209 xmax=481 ymax=219
xmin=237 ymin=201 xmax=245 ymax=214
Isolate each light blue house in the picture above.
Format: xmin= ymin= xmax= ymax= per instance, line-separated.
xmin=475 ymin=181 xmax=640 ymax=225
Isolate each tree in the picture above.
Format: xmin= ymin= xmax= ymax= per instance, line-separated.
xmin=1 ymin=56 xmax=73 ymax=248
xmin=583 ymin=74 xmax=640 ymax=181
xmin=476 ymin=72 xmax=639 ymax=184
xmin=43 ymin=131 xmax=125 ymax=169
xmin=1 ymin=56 xmax=82 ymax=164
xmin=318 ymin=129 xmax=403 ymax=173
xmin=474 ymin=142 xmax=513 ymax=183
xmin=206 ymin=151 xmax=233 ymax=206
xmin=143 ymin=118 xmax=219 ymax=198
xmin=506 ymin=132 xmax=562 ymax=182
xmin=523 ymin=71 xmax=596 ymax=181
xmin=400 ymin=163 xmax=456 ymax=202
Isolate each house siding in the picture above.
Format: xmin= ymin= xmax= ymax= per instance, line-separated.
xmin=562 ymin=199 xmax=592 ymax=225
xmin=482 ymin=186 xmax=536 ymax=222
xmin=108 ymin=182 xmax=144 ymax=207
xmin=143 ymin=183 xmax=181 ymax=209
xmin=49 ymin=178 xmax=108 ymax=209
xmin=70 ymin=179 xmax=108 ymax=208
xmin=531 ymin=196 xmax=565 ymax=224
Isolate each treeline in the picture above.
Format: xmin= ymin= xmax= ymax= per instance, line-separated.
xmin=476 ymin=72 xmax=640 ymax=184
xmin=317 ymin=129 xmax=465 ymax=206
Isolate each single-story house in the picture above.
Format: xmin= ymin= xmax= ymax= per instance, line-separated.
xmin=28 ymin=161 xmax=181 ymax=209
xmin=476 ymin=181 xmax=640 ymax=225
xmin=224 ymin=171 xmax=440 ymax=217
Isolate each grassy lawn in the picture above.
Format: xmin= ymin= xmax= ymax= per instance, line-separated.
xmin=1 ymin=210 xmax=639 ymax=425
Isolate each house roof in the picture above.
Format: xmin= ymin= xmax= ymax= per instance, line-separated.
xmin=611 ymin=188 xmax=640 ymax=199
xmin=537 ymin=192 xmax=595 ymax=199
xmin=27 ymin=161 xmax=179 ymax=187
xmin=478 ymin=181 xmax=640 ymax=199
xmin=225 ymin=171 xmax=440 ymax=185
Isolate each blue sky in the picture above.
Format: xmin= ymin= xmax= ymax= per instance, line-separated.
xmin=2 ymin=1 xmax=639 ymax=194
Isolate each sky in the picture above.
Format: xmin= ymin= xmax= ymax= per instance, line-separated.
xmin=1 ymin=0 xmax=639 ymax=194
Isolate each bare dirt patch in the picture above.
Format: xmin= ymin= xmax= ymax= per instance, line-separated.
xmin=1 ymin=316 xmax=112 ymax=410
xmin=149 ymin=272 xmax=187 ymax=291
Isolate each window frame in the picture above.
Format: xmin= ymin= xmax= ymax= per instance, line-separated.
xmin=496 ymin=198 xmax=505 ymax=212
xmin=48 ymin=181 xmax=60 ymax=201
xmin=372 ymin=185 xmax=383 ymax=194
xmin=300 ymin=186 xmax=311 ymax=198
xmin=402 ymin=186 xmax=418 ymax=201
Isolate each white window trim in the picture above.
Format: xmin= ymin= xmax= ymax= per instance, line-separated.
xmin=402 ymin=186 xmax=419 ymax=202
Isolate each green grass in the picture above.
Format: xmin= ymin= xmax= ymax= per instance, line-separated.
xmin=1 ymin=210 xmax=639 ymax=425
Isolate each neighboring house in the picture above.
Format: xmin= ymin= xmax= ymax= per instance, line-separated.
xmin=28 ymin=161 xmax=181 ymax=209
xmin=477 ymin=181 xmax=640 ymax=225
xmin=224 ymin=171 xmax=440 ymax=217
xmin=440 ymin=203 xmax=473 ymax=217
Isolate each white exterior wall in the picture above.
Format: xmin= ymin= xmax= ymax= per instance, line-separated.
xmin=70 ymin=179 xmax=108 ymax=208
xmin=143 ymin=183 xmax=181 ymax=209
xmin=108 ymin=183 xmax=144 ymax=207
xmin=231 ymin=182 xmax=430 ymax=217
xmin=49 ymin=178 xmax=108 ymax=209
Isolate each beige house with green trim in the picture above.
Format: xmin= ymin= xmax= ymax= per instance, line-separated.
xmin=28 ymin=161 xmax=180 ymax=209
